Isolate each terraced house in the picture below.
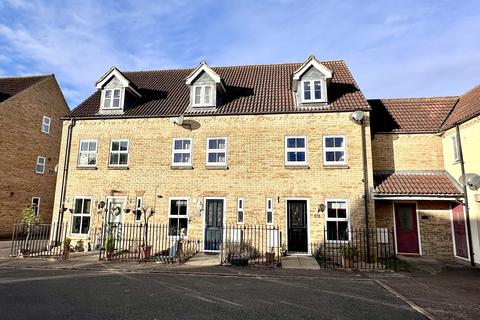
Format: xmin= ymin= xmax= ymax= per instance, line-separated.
xmin=0 ymin=75 xmax=69 ymax=237
xmin=50 ymin=55 xmax=479 ymax=264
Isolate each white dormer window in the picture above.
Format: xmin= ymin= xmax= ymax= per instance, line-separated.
xmin=103 ymin=89 xmax=121 ymax=109
xmin=302 ymin=80 xmax=322 ymax=102
xmin=193 ymin=85 xmax=213 ymax=106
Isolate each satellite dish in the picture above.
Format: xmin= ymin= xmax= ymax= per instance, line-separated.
xmin=173 ymin=115 xmax=184 ymax=126
xmin=349 ymin=110 xmax=364 ymax=123
xmin=458 ymin=173 xmax=480 ymax=191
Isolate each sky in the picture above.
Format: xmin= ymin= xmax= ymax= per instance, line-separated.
xmin=0 ymin=0 xmax=479 ymax=109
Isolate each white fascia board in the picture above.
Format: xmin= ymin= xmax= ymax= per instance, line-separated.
xmin=185 ymin=62 xmax=224 ymax=89
xmin=293 ymin=57 xmax=333 ymax=80
xmin=96 ymin=67 xmax=141 ymax=97
xmin=372 ymin=195 xmax=461 ymax=201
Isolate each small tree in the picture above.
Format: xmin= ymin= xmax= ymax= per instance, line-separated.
xmin=21 ymin=204 xmax=43 ymax=255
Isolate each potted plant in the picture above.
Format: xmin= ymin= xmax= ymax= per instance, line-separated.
xmin=139 ymin=207 xmax=155 ymax=261
xmin=339 ymin=244 xmax=358 ymax=268
xmin=63 ymin=237 xmax=72 ymax=259
xmin=105 ymin=235 xmax=115 ymax=260
xmin=227 ymin=242 xmax=257 ymax=266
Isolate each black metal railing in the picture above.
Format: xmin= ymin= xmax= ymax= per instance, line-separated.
xmin=97 ymin=223 xmax=200 ymax=263
xmin=311 ymin=227 xmax=397 ymax=271
xmin=220 ymin=225 xmax=282 ymax=267
xmin=10 ymin=223 xmax=69 ymax=258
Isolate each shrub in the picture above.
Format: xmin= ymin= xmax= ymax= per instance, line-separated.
xmin=21 ymin=204 xmax=43 ymax=225
xmin=339 ymin=244 xmax=358 ymax=258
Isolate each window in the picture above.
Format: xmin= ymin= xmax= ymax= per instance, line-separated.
xmin=324 ymin=136 xmax=346 ymax=165
xmin=31 ymin=197 xmax=40 ymax=216
xmin=109 ymin=140 xmax=129 ymax=166
xmin=452 ymin=135 xmax=460 ymax=162
xmin=103 ymin=89 xmax=121 ymax=109
xmin=41 ymin=116 xmax=51 ymax=134
xmin=206 ymin=138 xmax=227 ymax=165
xmin=78 ymin=140 xmax=97 ymax=167
xmin=72 ymin=197 xmax=92 ymax=234
xmin=266 ymin=198 xmax=274 ymax=224
xmin=285 ymin=136 xmax=307 ymax=165
xmin=326 ymin=200 xmax=349 ymax=241
xmin=36 ymin=156 xmax=46 ymax=174
xmin=193 ymin=85 xmax=213 ymax=106
xmin=237 ymin=198 xmax=244 ymax=224
xmin=134 ymin=197 xmax=143 ymax=222
xmin=169 ymin=198 xmax=188 ymax=237
xmin=172 ymin=138 xmax=192 ymax=166
xmin=302 ymin=80 xmax=322 ymax=102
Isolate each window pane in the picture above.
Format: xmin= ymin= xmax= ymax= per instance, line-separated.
xmin=105 ymin=90 xmax=112 ymax=98
xmin=194 ymin=87 xmax=202 ymax=104
xmin=208 ymin=152 xmax=217 ymax=163
xmin=88 ymin=142 xmax=96 ymax=151
xmin=287 ymin=152 xmax=296 ymax=162
xmin=314 ymin=81 xmax=321 ymax=99
xmin=120 ymin=141 xmax=128 ymax=151
xmin=217 ymin=152 xmax=226 ymax=163
xmin=303 ymin=82 xmax=311 ymax=100
xmin=72 ymin=216 xmax=81 ymax=234
xmin=237 ymin=211 xmax=244 ymax=223
xmin=174 ymin=140 xmax=183 ymax=150
xmin=217 ymin=139 xmax=226 ymax=149
xmin=181 ymin=153 xmax=190 ymax=163
xmin=238 ymin=199 xmax=243 ymax=209
xmin=110 ymin=153 xmax=119 ymax=165
xmin=209 ymin=139 xmax=218 ymax=149
xmin=113 ymin=89 xmax=121 ymax=98
xmin=173 ymin=153 xmax=182 ymax=163
xmin=326 ymin=151 xmax=335 ymax=162
xmin=83 ymin=199 xmax=91 ymax=214
xmin=325 ymin=138 xmax=334 ymax=148
xmin=296 ymin=152 xmax=305 ymax=162
xmin=112 ymin=98 xmax=120 ymax=108
xmin=296 ymin=138 xmax=305 ymax=148
xmin=74 ymin=199 xmax=83 ymax=214
xmin=335 ymin=151 xmax=345 ymax=162
xmin=81 ymin=217 xmax=90 ymax=234
xmin=38 ymin=157 xmax=45 ymax=164
xmin=111 ymin=141 xmax=119 ymax=151
xmin=88 ymin=154 xmax=96 ymax=165
xmin=42 ymin=124 xmax=49 ymax=132
xmin=267 ymin=211 xmax=273 ymax=223
xmin=204 ymin=86 xmax=211 ymax=104
xmin=169 ymin=218 xmax=188 ymax=236
xmin=36 ymin=164 xmax=44 ymax=173
xmin=119 ymin=153 xmax=128 ymax=165
xmin=337 ymin=222 xmax=349 ymax=240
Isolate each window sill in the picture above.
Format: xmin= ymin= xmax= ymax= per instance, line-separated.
xmin=284 ymin=164 xmax=310 ymax=169
xmin=205 ymin=165 xmax=229 ymax=170
xmin=108 ymin=166 xmax=129 ymax=170
xmin=453 ymin=160 xmax=461 ymax=165
xmin=77 ymin=166 xmax=97 ymax=170
xmin=323 ymin=164 xmax=349 ymax=169
xmin=171 ymin=165 xmax=193 ymax=170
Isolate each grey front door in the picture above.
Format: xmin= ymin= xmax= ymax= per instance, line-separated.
xmin=287 ymin=200 xmax=308 ymax=253
xmin=204 ymin=199 xmax=224 ymax=251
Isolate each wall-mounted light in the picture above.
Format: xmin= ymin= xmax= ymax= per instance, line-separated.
xmin=97 ymin=201 xmax=106 ymax=210
xmin=317 ymin=203 xmax=325 ymax=213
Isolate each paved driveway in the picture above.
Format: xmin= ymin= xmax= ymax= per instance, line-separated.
xmin=0 ymin=268 xmax=423 ymax=320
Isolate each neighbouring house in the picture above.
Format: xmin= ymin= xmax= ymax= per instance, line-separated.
xmin=0 ymin=75 xmax=69 ymax=238
xmin=49 ymin=55 xmax=479 ymax=264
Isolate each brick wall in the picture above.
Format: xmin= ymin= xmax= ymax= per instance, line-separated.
xmin=52 ymin=112 xmax=376 ymax=249
xmin=372 ymin=134 xmax=444 ymax=171
xmin=0 ymin=77 xmax=68 ymax=237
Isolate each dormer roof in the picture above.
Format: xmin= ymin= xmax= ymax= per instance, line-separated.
xmin=293 ymin=55 xmax=333 ymax=80
xmin=95 ymin=66 xmax=141 ymax=97
xmin=185 ymin=61 xmax=225 ymax=91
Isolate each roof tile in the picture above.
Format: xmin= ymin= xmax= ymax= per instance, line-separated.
xmin=0 ymin=75 xmax=50 ymax=103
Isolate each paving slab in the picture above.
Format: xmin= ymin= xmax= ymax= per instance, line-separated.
xmin=181 ymin=253 xmax=220 ymax=267
xmin=281 ymin=255 xmax=320 ymax=270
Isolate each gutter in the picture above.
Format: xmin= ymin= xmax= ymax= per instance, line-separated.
xmin=55 ymin=119 xmax=76 ymax=242
xmin=455 ymin=125 xmax=475 ymax=267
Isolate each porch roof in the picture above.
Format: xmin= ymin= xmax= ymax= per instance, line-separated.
xmin=373 ymin=171 xmax=463 ymax=198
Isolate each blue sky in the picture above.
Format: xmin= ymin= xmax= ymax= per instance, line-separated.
xmin=1 ymin=0 xmax=479 ymax=108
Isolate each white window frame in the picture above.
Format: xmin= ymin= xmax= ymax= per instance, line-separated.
xmin=71 ymin=197 xmax=93 ymax=235
xmin=35 ymin=156 xmax=46 ymax=174
xmin=325 ymin=199 xmax=350 ymax=243
xmin=78 ymin=139 xmax=98 ymax=167
xmin=134 ymin=197 xmax=143 ymax=223
xmin=31 ymin=197 xmax=40 ymax=216
xmin=192 ymin=85 xmax=214 ymax=106
xmin=284 ymin=136 xmax=308 ymax=166
xmin=323 ymin=135 xmax=347 ymax=165
xmin=452 ymin=135 xmax=460 ymax=162
xmin=171 ymin=138 xmax=193 ymax=166
xmin=301 ymin=80 xmax=323 ymax=103
xmin=206 ymin=137 xmax=228 ymax=166
xmin=266 ymin=198 xmax=274 ymax=225
xmin=237 ymin=197 xmax=245 ymax=224
xmin=41 ymin=116 xmax=51 ymax=134
xmin=109 ymin=139 xmax=129 ymax=167
xmin=168 ymin=197 xmax=189 ymax=238
xmin=102 ymin=88 xmax=122 ymax=109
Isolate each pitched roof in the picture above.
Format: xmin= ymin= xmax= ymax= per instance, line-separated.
xmin=369 ymin=97 xmax=458 ymax=134
xmin=67 ymin=60 xmax=370 ymax=119
xmin=441 ymin=85 xmax=480 ymax=130
xmin=0 ymin=75 xmax=51 ymax=103
xmin=373 ymin=171 xmax=462 ymax=197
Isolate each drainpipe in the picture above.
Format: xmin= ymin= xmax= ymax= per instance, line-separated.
xmin=55 ymin=119 xmax=76 ymax=243
xmin=456 ymin=125 xmax=475 ymax=267
xmin=360 ymin=118 xmax=371 ymax=261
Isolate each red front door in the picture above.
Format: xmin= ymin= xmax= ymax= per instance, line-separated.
xmin=452 ymin=203 xmax=468 ymax=258
xmin=394 ymin=203 xmax=419 ymax=254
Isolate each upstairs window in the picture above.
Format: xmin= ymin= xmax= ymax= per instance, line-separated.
xmin=285 ymin=136 xmax=307 ymax=165
xmin=324 ymin=136 xmax=347 ymax=165
xmin=193 ymin=85 xmax=213 ymax=106
xmin=78 ymin=140 xmax=98 ymax=167
xmin=452 ymin=135 xmax=460 ymax=162
xmin=36 ymin=156 xmax=46 ymax=174
xmin=41 ymin=116 xmax=51 ymax=134
xmin=109 ymin=140 xmax=129 ymax=166
xmin=31 ymin=197 xmax=40 ymax=216
xmin=302 ymin=80 xmax=322 ymax=102
xmin=206 ymin=138 xmax=227 ymax=165
xmin=103 ymin=89 xmax=121 ymax=109
xmin=172 ymin=138 xmax=192 ymax=166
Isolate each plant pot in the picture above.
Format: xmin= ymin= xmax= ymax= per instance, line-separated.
xmin=139 ymin=245 xmax=152 ymax=260
xmin=106 ymin=250 xmax=114 ymax=261
xmin=63 ymin=249 xmax=70 ymax=260
xmin=341 ymin=256 xmax=354 ymax=268
xmin=266 ymin=252 xmax=275 ymax=265
xmin=230 ymin=256 xmax=249 ymax=266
